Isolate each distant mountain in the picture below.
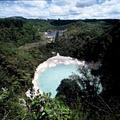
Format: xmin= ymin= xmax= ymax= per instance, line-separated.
xmin=6 ymin=16 xmax=27 ymax=20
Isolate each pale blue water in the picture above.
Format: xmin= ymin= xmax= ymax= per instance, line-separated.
xmin=38 ymin=64 xmax=79 ymax=97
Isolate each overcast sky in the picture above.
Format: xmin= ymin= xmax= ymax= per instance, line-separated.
xmin=0 ymin=0 xmax=120 ymax=19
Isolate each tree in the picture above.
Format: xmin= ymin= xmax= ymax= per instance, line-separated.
xmin=56 ymin=66 xmax=101 ymax=107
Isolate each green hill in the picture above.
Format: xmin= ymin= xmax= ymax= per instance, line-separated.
xmin=0 ymin=18 xmax=120 ymax=120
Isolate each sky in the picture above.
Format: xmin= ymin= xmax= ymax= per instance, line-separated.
xmin=0 ymin=0 xmax=120 ymax=19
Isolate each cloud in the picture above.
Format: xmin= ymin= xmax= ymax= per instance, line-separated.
xmin=0 ymin=0 xmax=120 ymax=19
xmin=49 ymin=5 xmax=65 ymax=15
xmin=76 ymin=0 xmax=97 ymax=8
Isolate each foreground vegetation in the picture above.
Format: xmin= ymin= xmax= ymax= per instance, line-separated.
xmin=0 ymin=17 xmax=120 ymax=119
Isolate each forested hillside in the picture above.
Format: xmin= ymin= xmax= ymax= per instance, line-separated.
xmin=0 ymin=18 xmax=120 ymax=120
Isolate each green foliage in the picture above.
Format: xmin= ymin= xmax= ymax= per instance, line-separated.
xmin=23 ymin=93 xmax=71 ymax=120
xmin=56 ymin=66 xmax=119 ymax=120
xmin=0 ymin=18 xmax=120 ymax=120
xmin=0 ymin=18 xmax=54 ymax=46
xmin=56 ymin=66 xmax=101 ymax=105
xmin=45 ymin=98 xmax=71 ymax=120
xmin=53 ymin=20 xmax=115 ymax=61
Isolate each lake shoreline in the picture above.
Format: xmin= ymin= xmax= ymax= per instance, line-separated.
xmin=27 ymin=53 xmax=85 ymax=97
